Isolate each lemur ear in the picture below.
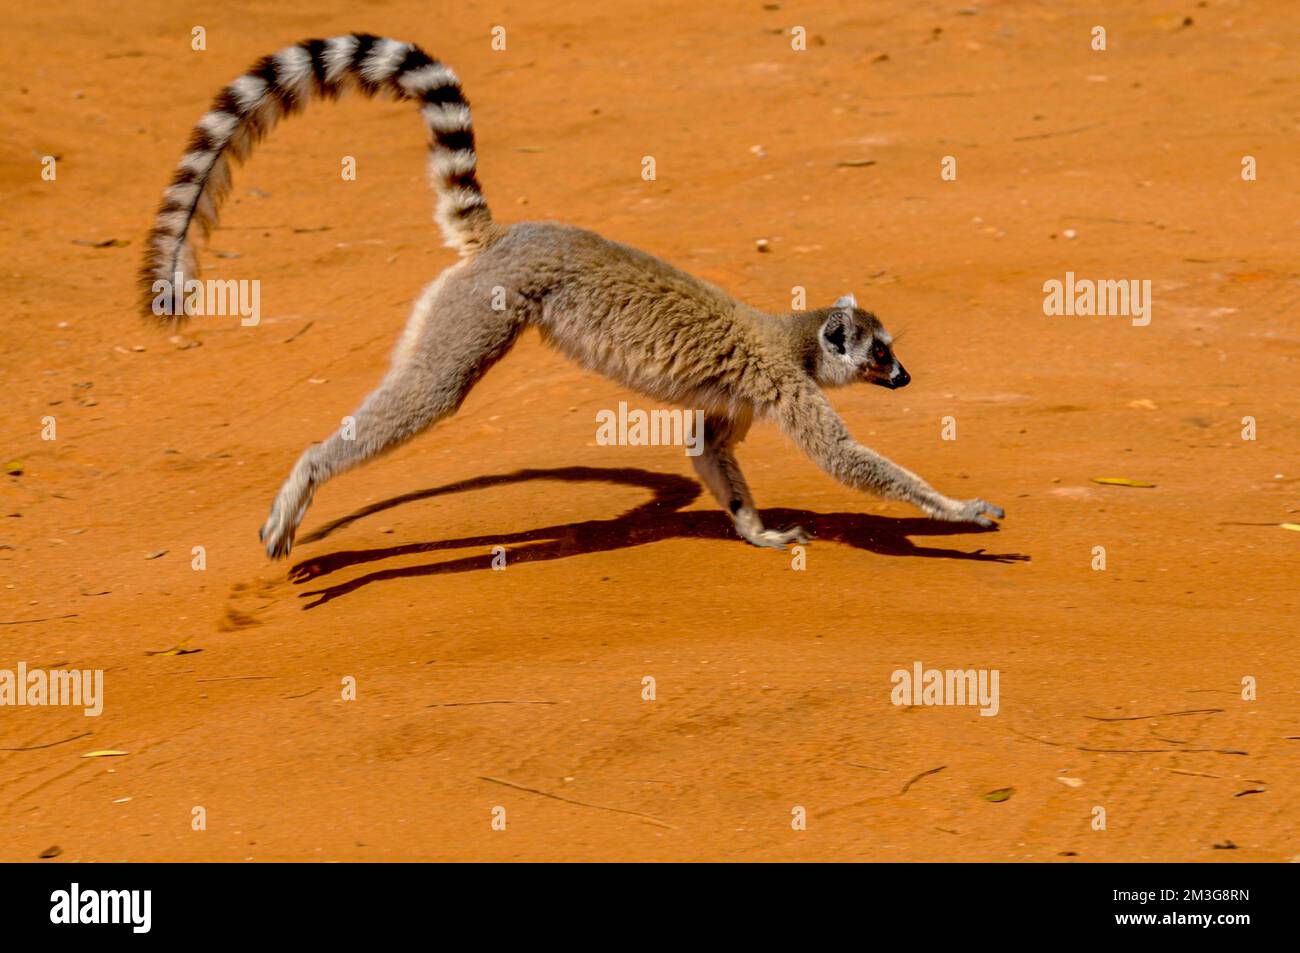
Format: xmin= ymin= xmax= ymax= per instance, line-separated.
xmin=833 ymin=293 xmax=858 ymax=310
xmin=820 ymin=311 xmax=850 ymax=355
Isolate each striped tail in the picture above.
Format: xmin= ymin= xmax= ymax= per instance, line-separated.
xmin=139 ymin=34 xmax=496 ymax=324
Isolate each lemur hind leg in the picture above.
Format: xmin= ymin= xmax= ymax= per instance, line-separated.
xmin=260 ymin=286 xmax=523 ymax=559
xmin=774 ymin=384 xmax=1004 ymax=526
xmin=692 ymin=412 xmax=809 ymax=550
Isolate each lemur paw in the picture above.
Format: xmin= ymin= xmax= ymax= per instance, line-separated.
xmin=259 ymin=507 xmax=297 ymax=560
xmin=260 ymin=490 xmax=311 ymax=560
xmin=935 ymin=498 xmax=1004 ymax=527
xmin=742 ymin=525 xmax=810 ymax=550
xmin=259 ymin=469 xmax=318 ymax=560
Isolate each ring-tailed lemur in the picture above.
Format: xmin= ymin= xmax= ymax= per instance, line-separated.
xmin=139 ymin=34 xmax=1004 ymax=559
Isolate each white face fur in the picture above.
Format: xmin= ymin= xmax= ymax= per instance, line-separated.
xmin=817 ymin=293 xmax=910 ymax=390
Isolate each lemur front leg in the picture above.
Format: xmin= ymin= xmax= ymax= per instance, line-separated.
xmin=774 ymin=385 xmax=1004 ymax=526
xmin=692 ymin=412 xmax=809 ymax=549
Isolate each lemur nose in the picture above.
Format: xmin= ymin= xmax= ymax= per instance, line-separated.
xmin=892 ymin=365 xmax=911 ymax=388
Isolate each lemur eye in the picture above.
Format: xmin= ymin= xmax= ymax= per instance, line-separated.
xmin=872 ymin=343 xmax=890 ymax=364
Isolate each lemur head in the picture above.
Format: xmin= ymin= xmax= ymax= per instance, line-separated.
xmin=815 ymin=294 xmax=910 ymax=390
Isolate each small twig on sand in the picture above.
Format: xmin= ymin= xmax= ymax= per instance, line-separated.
xmin=1008 ymin=726 xmax=1066 ymax=747
xmin=0 ymin=614 xmax=79 ymax=626
xmin=1009 ymin=726 xmax=1244 ymax=755
xmin=0 ymin=731 xmax=92 ymax=752
xmin=900 ymin=765 xmax=946 ymax=795
xmin=428 ymin=700 xmax=557 ymax=708
xmin=1012 ymin=121 xmax=1107 ymax=142
xmin=282 ymin=320 xmax=314 ymax=344
xmin=479 ymin=775 xmax=676 ymax=830
xmin=1085 ymin=708 xmax=1222 ymax=722
xmin=195 ymin=675 xmax=277 ymax=683
xmin=1078 ymin=746 xmax=1246 ymax=755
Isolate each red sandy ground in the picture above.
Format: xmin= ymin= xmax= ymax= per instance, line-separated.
xmin=1 ymin=0 xmax=1297 ymax=861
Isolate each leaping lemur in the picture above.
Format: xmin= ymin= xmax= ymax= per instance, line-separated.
xmin=139 ymin=34 xmax=1004 ymax=559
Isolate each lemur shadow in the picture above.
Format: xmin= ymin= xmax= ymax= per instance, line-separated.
xmin=289 ymin=465 xmax=1029 ymax=609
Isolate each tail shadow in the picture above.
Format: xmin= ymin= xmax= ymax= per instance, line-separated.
xmin=289 ymin=465 xmax=1029 ymax=608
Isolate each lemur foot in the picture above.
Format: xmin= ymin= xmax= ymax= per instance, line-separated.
xmin=259 ymin=506 xmax=297 ymax=560
xmin=928 ymin=497 xmax=1005 ymax=528
xmin=741 ymin=524 xmax=810 ymax=550
xmin=259 ymin=480 xmax=313 ymax=560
